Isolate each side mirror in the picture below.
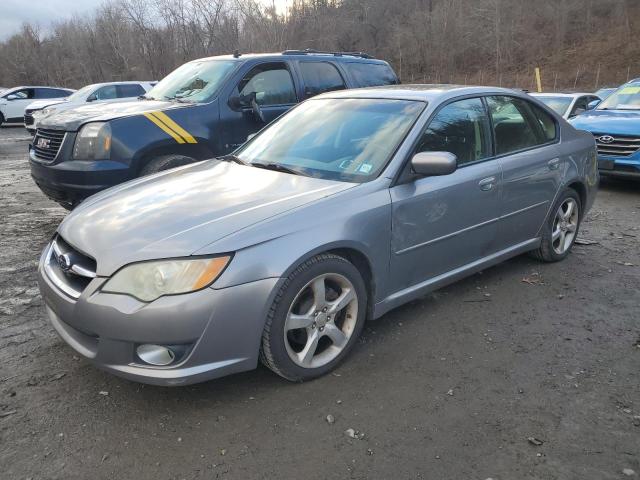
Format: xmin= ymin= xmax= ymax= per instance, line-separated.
xmin=6 ymin=94 xmax=18 ymax=101
xmin=228 ymin=95 xmax=244 ymax=111
xmin=86 ymin=94 xmax=97 ymax=102
xmin=411 ymin=151 xmax=457 ymax=176
xmin=586 ymin=99 xmax=600 ymax=110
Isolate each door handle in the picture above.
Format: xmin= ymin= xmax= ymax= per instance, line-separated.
xmin=548 ymin=158 xmax=560 ymax=170
xmin=478 ymin=176 xmax=496 ymax=191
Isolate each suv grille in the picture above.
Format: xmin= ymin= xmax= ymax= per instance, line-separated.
xmin=24 ymin=111 xmax=34 ymax=126
xmin=43 ymin=236 xmax=96 ymax=299
xmin=33 ymin=128 xmax=66 ymax=162
xmin=593 ymin=133 xmax=640 ymax=157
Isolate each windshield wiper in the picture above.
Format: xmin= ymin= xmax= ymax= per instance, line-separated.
xmin=163 ymin=95 xmax=191 ymax=103
xmin=251 ymin=162 xmax=308 ymax=176
xmin=217 ymin=154 xmax=249 ymax=165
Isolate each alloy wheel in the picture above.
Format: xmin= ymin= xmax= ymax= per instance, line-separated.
xmin=283 ymin=273 xmax=359 ymax=369
xmin=552 ymin=197 xmax=579 ymax=255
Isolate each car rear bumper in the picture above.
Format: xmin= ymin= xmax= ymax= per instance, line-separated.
xmin=37 ymin=243 xmax=279 ymax=386
xmin=30 ymin=151 xmax=132 ymax=206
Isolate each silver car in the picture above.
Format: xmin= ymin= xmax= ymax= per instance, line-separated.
xmin=37 ymin=85 xmax=598 ymax=386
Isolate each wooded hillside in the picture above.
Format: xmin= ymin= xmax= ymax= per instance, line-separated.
xmin=1 ymin=0 xmax=638 ymax=92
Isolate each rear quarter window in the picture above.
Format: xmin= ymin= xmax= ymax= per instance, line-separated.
xmin=345 ymin=63 xmax=399 ymax=87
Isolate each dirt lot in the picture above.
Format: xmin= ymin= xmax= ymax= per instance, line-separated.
xmin=0 ymin=126 xmax=638 ymax=480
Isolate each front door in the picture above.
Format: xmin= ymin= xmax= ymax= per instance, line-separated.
xmin=221 ymin=62 xmax=298 ymax=153
xmin=5 ymin=88 xmax=35 ymax=121
xmin=390 ymin=97 xmax=502 ymax=292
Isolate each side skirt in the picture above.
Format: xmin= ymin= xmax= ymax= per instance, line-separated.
xmin=372 ymin=238 xmax=540 ymax=319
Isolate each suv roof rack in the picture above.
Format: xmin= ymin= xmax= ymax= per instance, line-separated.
xmin=282 ymin=49 xmax=373 ymax=59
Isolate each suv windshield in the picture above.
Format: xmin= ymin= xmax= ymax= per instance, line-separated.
xmin=535 ymin=96 xmax=572 ymax=115
xmin=598 ymin=85 xmax=640 ymax=110
xmin=146 ymin=60 xmax=237 ymax=103
xmin=236 ymin=98 xmax=425 ymax=182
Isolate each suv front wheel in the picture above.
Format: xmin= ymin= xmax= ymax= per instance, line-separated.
xmin=140 ymin=154 xmax=196 ymax=176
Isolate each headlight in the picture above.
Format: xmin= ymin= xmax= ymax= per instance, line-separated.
xmin=72 ymin=122 xmax=111 ymax=160
xmin=32 ymin=109 xmax=45 ymax=118
xmin=102 ymin=256 xmax=232 ymax=302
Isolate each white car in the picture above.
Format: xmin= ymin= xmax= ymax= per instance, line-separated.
xmin=0 ymin=86 xmax=73 ymax=127
xmin=24 ymin=81 xmax=156 ymax=133
xmin=530 ymin=92 xmax=602 ymax=119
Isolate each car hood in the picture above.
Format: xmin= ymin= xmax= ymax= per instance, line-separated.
xmin=26 ymin=99 xmax=66 ymax=111
xmin=59 ymin=161 xmax=356 ymax=276
xmin=38 ymin=99 xmax=187 ymax=131
xmin=569 ymin=109 xmax=640 ymax=135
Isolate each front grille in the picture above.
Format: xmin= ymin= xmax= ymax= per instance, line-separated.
xmin=593 ymin=133 xmax=640 ymax=157
xmin=33 ymin=128 xmax=66 ymax=162
xmin=43 ymin=236 xmax=96 ymax=299
xmin=24 ymin=111 xmax=34 ymax=126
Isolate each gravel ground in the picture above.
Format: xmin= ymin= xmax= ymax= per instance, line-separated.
xmin=0 ymin=126 xmax=639 ymax=480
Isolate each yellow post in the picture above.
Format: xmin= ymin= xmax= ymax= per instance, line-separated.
xmin=535 ymin=67 xmax=542 ymax=92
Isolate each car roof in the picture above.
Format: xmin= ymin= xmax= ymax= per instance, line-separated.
xmin=530 ymin=92 xmax=593 ymax=98
xmin=3 ymin=85 xmax=74 ymax=93
xmin=83 ymin=81 xmax=155 ymax=88
xmin=316 ymin=84 xmax=531 ymax=102
xmin=190 ymin=51 xmax=390 ymax=65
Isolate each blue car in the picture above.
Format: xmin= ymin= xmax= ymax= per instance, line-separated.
xmin=570 ymin=81 xmax=640 ymax=179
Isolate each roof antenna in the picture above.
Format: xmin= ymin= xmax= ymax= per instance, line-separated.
xmin=233 ymin=49 xmax=241 ymax=58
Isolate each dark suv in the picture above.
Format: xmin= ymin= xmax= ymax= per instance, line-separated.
xmin=29 ymin=50 xmax=399 ymax=208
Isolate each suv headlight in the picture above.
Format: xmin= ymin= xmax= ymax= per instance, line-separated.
xmin=102 ymin=256 xmax=232 ymax=302
xmin=73 ymin=122 xmax=111 ymax=160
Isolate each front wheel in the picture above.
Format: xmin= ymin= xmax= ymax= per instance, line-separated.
xmin=140 ymin=154 xmax=195 ymax=176
xmin=260 ymin=254 xmax=368 ymax=381
xmin=531 ymin=188 xmax=581 ymax=262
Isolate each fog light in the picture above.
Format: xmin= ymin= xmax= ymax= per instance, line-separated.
xmin=137 ymin=344 xmax=175 ymax=366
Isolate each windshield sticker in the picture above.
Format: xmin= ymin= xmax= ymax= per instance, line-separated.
xmin=358 ymin=163 xmax=373 ymax=174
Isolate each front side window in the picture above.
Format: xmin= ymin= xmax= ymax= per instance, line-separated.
xmin=415 ymin=98 xmax=491 ymax=166
xmin=345 ymin=63 xmax=398 ymax=87
xmin=236 ymin=98 xmax=424 ymax=182
xmin=146 ymin=59 xmax=237 ymax=103
xmin=237 ymin=63 xmax=297 ymax=106
xmin=117 ymin=84 xmax=146 ymax=98
xmin=487 ymin=96 xmax=548 ymax=155
xmin=299 ymin=62 xmax=345 ymax=97
xmin=7 ymin=88 xmax=33 ymax=100
xmin=569 ymin=96 xmax=590 ymax=117
xmin=92 ymin=85 xmax=118 ymax=100
xmin=598 ymin=84 xmax=640 ymax=110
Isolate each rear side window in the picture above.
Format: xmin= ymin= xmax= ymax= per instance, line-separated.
xmin=530 ymin=103 xmax=557 ymax=141
xmin=345 ymin=63 xmax=398 ymax=87
xmin=117 ymin=84 xmax=146 ymax=98
xmin=415 ymin=97 xmax=491 ymax=166
xmin=299 ymin=62 xmax=346 ymax=97
xmin=487 ymin=96 xmax=550 ymax=155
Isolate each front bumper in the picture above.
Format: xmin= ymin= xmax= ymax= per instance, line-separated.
xmin=597 ymin=154 xmax=640 ymax=179
xmin=37 ymin=244 xmax=279 ymax=386
xmin=30 ymin=150 xmax=132 ymax=207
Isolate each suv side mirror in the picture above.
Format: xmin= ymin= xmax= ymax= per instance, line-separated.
xmin=411 ymin=151 xmax=457 ymax=176
xmin=587 ymin=99 xmax=600 ymax=110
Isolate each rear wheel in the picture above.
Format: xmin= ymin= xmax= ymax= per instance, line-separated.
xmin=260 ymin=254 xmax=367 ymax=381
xmin=531 ymin=188 xmax=581 ymax=262
xmin=0 ymin=112 xmax=4 ymax=127
xmin=140 ymin=154 xmax=195 ymax=176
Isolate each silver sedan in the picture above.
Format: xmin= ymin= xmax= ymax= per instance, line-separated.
xmin=38 ymin=85 xmax=598 ymax=385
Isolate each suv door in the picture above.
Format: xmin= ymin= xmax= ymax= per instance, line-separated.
xmin=390 ymin=97 xmax=501 ymax=291
xmin=4 ymin=88 xmax=35 ymax=120
xmin=222 ymin=61 xmax=298 ymax=151
xmin=487 ymin=95 xmax=562 ymax=248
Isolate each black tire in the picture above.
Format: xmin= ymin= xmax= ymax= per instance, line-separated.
xmin=531 ymin=188 xmax=582 ymax=262
xmin=260 ymin=254 xmax=368 ymax=382
xmin=139 ymin=154 xmax=195 ymax=176
xmin=0 ymin=112 xmax=4 ymax=127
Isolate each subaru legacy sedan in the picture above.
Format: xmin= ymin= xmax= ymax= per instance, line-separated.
xmin=38 ymin=85 xmax=598 ymax=386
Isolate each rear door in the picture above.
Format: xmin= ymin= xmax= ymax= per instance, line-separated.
xmin=116 ymin=83 xmax=146 ymax=100
xmin=487 ymin=95 xmax=562 ymax=248
xmin=390 ymin=97 xmax=502 ymax=291
xmin=297 ymin=61 xmax=346 ymax=99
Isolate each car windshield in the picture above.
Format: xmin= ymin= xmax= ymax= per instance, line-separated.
xmin=146 ymin=60 xmax=237 ymax=103
xmin=67 ymin=85 xmax=96 ymax=102
xmin=535 ymin=96 xmax=573 ymax=115
xmin=598 ymin=85 xmax=640 ymax=110
xmin=236 ymin=98 xmax=425 ymax=183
